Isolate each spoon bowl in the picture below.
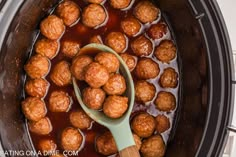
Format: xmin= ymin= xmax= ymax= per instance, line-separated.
xmin=72 ymin=43 xmax=140 ymax=157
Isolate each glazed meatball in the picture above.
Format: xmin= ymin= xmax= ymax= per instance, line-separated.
xmin=141 ymin=135 xmax=165 ymax=157
xmin=96 ymin=131 xmax=117 ymax=155
xmin=156 ymin=115 xmax=170 ymax=133
xmin=82 ymin=4 xmax=107 ymax=28
xmin=110 ymin=0 xmax=131 ymax=9
xmin=90 ymin=35 xmax=103 ymax=44
xmin=61 ymin=41 xmax=80 ymax=58
xmin=148 ymin=22 xmax=168 ymax=40
xmin=96 ymin=132 xmax=141 ymax=156
xmin=103 ymin=96 xmax=128 ymax=118
xmin=50 ymin=61 xmax=71 ymax=86
xmin=154 ymin=40 xmax=176 ymax=63
xmin=71 ymin=55 xmax=93 ymax=80
xmin=105 ymin=32 xmax=127 ymax=53
xmin=61 ymin=127 xmax=83 ymax=151
xmin=28 ymin=117 xmax=52 ymax=135
xmin=35 ymin=38 xmax=59 ymax=59
xmin=155 ymin=91 xmax=176 ymax=112
xmin=159 ymin=67 xmax=178 ymax=88
xmin=85 ymin=62 xmax=109 ymax=88
xmin=40 ymin=15 xmax=65 ymax=40
xmin=25 ymin=78 xmax=49 ymax=98
xmin=87 ymin=0 xmax=105 ymax=4
xmin=121 ymin=17 xmax=141 ymax=37
xmin=135 ymin=80 xmax=155 ymax=103
xmin=95 ymin=52 xmax=120 ymax=73
xmin=70 ymin=110 xmax=93 ymax=129
xmin=133 ymin=133 xmax=142 ymax=150
xmin=83 ymin=87 xmax=106 ymax=110
xmin=56 ymin=1 xmax=80 ymax=26
xmin=50 ymin=154 xmax=64 ymax=157
xmin=120 ymin=53 xmax=137 ymax=71
xmin=135 ymin=58 xmax=159 ymax=79
xmin=131 ymin=35 xmax=153 ymax=57
xmin=103 ymin=74 xmax=126 ymax=95
xmin=21 ymin=97 xmax=46 ymax=121
xmin=38 ymin=139 xmax=57 ymax=153
xmin=50 ymin=154 xmax=65 ymax=157
xmin=131 ymin=113 xmax=156 ymax=138
xmin=134 ymin=1 xmax=159 ymax=23
xmin=49 ymin=91 xmax=71 ymax=112
xmin=24 ymin=54 xmax=50 ymax=79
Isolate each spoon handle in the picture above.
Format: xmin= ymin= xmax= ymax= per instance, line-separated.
xmin=119 ymin=145 xmax=140 ymax=157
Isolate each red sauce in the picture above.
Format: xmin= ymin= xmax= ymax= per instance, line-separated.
xmin=28 ymin=0 xmax=180 ymax=156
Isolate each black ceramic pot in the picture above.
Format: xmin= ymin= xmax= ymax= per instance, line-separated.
xmin=0 ymin=0 xmax=235 ymax=157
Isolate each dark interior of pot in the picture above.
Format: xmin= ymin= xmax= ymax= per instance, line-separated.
xmin=0 ymin=0 xmax=234 ymax=157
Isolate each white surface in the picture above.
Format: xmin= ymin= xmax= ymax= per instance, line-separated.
xmin=217 ymin=0 xmax=236 ymax=129
xmin=217 ymin=0 xmax=236 ymax=157
xmin=217 ymin=0 xmax=236 ymax=51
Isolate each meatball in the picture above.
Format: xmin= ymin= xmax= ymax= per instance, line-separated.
xmin=61 ymin=41 xmax=80 ymax=58
xmin=49 ymin=91 xmax=71 ymax=112
xmin=135 ymin=80 xmax=155 ymax=103
xmin=24 ymin=54 xmax=50 ymax=79
xmin=25 ymin=78 xmax=49 ymax=98
xmin=131 ymin=35 xmax=153 ymax=57
xmin=28 ymin=117 xmax=52 ymax=135
xmin=121 ymin=17 xmax=141 ymax=37
xmin=120 ymin=53 xmax=137 ymax=71
xmin=155 ymin=91 xmax=176 ymax=112
xmin=38 ymin=139 xmax=57 ymax=153
xmin=147 ymin=22 xmax=168 ymax=40
xmin=105 ymin=32 xmax=127 ymax=53
xmin=134 ymin=1 xmax=159 ymax=23
xmin=156 ymin=115 xmax=170 ymax=133
xmin=71 ymin=55 xmax=93 ymax=80
xmin=131 ymin=113 xmax=156 ymax=138
xmin=87 ymin=0 xmax=105 ymax=4
xmin=82 ymin=4 xmax=107 ymax=28
xmin=69 ymin=110 xmax=93 ymax=129
xmin=135 ymin=58 xmax=159 ymax=79
xmin=21 ymin=97 xmax=46 ymax=121
xmin=84 ymin=62 xmax=109 ymax=88
xmin=40 ymin=15 xmax=65 ymax=40
xmin=133 ymin=133 xmax=142 ymax=150
xmin=95 ymin=52 xmax=120 ymax=73
xmin=159 ymin=67 xmax=178 ymax=88
xmin=103 ymin=96 xmax=128 ymax=118
xmin=56 ymin=1 xmax=80 ymax=26
xmin=140 ymin=135 xmax=165 ymax=157
xmin=50 ymin=61 xmax=71 ymax=86
xmin=35 ymin=38 xmax=59 ymax=59
xmin=83 ymin=87 xmax=106 ymax=110
xmin=96 ymin=131 xmax=117 ymax=155
xmin=50 ymin=154 xmax=64 ymax=157
xmin=90 ymin=35 xmax=103 ymax=44
xmin=110 ymin=0 xmax=131 ymax=9
xmin=103 ymin=74 xmax=126 ymax=95
xmin=96 ymin=132 xmax=141 ymax=156
xmin=61 ymin=127 xmax=83 ymax=151
xmin=154 ymin=40 xmax=176 ymax=63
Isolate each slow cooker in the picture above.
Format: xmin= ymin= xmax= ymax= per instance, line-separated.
xmin=0 ymin=0 xmax=235 ymax=157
